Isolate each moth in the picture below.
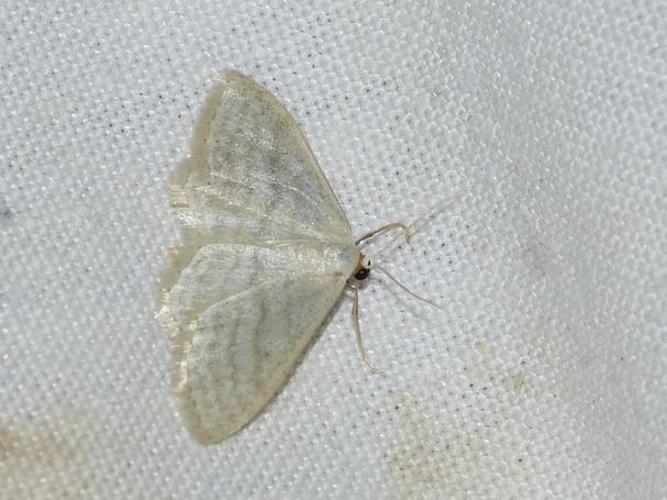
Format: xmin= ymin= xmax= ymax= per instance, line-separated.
xmin=158 ymin=71 xmax=437 ymax=444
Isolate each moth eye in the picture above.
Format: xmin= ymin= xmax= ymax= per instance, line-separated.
xmin=354 ymin=267 xmax=371 ymax=281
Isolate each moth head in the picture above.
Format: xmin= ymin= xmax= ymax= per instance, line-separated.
xmin=353 ymin=254 xmax=372 ymax=281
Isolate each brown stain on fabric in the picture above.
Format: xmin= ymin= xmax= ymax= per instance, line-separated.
xmin=0 ymin=426 xmax=77 ymax=468
xmin=385 ymin=391 xmax=489 ymax=499
xmin=0 ymin=415 xmax=100 ymax=499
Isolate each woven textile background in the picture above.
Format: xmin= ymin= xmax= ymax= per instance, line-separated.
xmin=1 ymin=1 xmax=665 ymax=499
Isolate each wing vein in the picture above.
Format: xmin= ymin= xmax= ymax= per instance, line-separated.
xmin=209 ymin=168 xmax=331 ymax=220
xmin=191 ymin=185 xmax=328 ymax=240
xmin=188 ymin=271 xmax=337 ymax=329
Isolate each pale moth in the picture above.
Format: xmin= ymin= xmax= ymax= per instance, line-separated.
xmin=158 ymin=71 xmax=438 ymax=444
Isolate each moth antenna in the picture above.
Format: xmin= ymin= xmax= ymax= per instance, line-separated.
xmin=347 ymin=286 xmax=385 ymax=375
xmin=372 ymin=264 xmax=443 ymax=311
xmin=373 ymin=191 xmax=463 ymax=262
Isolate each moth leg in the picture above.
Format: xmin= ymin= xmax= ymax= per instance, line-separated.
xmin=355 ymin=222 xmax=412 ymax=248
xmin=347 ymin=285 xmax=385 ymax=375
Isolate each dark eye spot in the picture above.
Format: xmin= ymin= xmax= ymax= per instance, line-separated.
xmin=354 ymin=266 xmax=370 ymax=280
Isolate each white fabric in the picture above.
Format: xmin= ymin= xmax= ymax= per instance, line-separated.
xmin=1 ymin=1 xmax=665 ymax=499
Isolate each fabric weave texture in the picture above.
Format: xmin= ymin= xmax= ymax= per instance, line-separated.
xmin=1 ymin=1 xmax=665 ymax=499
